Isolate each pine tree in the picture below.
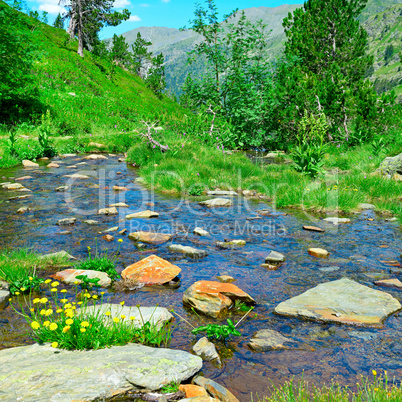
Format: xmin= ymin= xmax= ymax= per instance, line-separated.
xmin=131 ymin=32 xmax=152 ymax=77
xmin=53 ymin=13 xmax=64 ymax=29
xmin=278 ymin=0 xmax=375 ymax=139
xmin=61 ymin=0 xmax=130 ymax=57
xmin=110 ymin=34 xmax=130 ymax=66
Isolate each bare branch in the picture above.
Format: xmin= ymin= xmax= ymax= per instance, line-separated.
xmin=141 ymin=121 xmax=169 ymax=152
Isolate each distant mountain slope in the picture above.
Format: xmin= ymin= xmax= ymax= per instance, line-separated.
xmin=117 ymin=1 xmax=402 ymax=97
xmin=120 ymin=4 xmax=300 ymax=95
xmin=364 ymin=4 xmax=402 ymax=98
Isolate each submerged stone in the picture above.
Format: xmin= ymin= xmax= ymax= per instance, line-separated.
xmin=0 ymin=343 xmax=202 ymax=400
xmin=323 ymin=217 xmax=351 ymax=225
xmin=193 ymin=337 xmax=220 ymax=363
xmin=265 ymin=251 xmax=285 ymax=263
xmin=57 ymin=217 xmax=76 ymax=225
xmin=248 ymin=329 xmax=294 ymax=352
xmin=274 ymin=278 xmax=401 ymax=327
xmin=128 ymin=231 xmax=172 ymax=244
xmin=207 ymin=190 xmax=238 ymax=196
xmin=374 ymin=278 xmax=402 ymax=290
xmin=98 ymin=207 xmax=118 ymax=215
xmin=199 ymin=198 xmax=233 ymax=207
xmin=168 ymin=244 xmax=208 ymax=258
xmin=126 ymin=210 xmax=159 ymax=219
xmin=216 ymin=240 xmax=246 ymax=249
xmin=193 ymin=227 xmax=210 ymax=236
xmin=308 ymin=248 xmax=329 ymax=258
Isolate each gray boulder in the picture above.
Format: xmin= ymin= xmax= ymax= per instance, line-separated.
xmin=248 ymin=329 xmax=294 ymax=352
xmin=0 ymin=343 xmax=202 ymax=401
xmin=275 ymin=278 xmax=401 ymax=326
xmin=376 ymin=153 xmax=402 ymax=175
xmin=193 ymin=337 xmax=220 ymax=363
xmin=168 ymin=244 xmax=208 ymax=258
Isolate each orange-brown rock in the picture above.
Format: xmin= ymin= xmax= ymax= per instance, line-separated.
xmin=374 ymin=278 xmax=402 ymax=290
xmin=179 ymin=385 xmax=209 ymax=398
xmin=128 ymin=231 xmax=172 ymax=245
xmin=102 ymin=234 xmax=114 ymax=242
xmin=303 ymin=226 xmax=325 ymax=232
xmin=121 ymin=255 xmax=181 ymax=286
xmin=113 ymin=185 xmax=128 ymax=191
xmin=308 ymin=248 xmax=329 ymax=258
xmin=183 ymin=281 xmax=255 ymax=318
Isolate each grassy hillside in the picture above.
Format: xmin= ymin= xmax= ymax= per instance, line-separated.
xmin=0 ymin=1 xmax=191 ymax=167
xmin=364 ymin=4 xmax=402 ymax=99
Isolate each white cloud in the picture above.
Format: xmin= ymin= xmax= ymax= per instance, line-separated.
xmin=38 ymin=3 xmax=65 ymax=14
xmin=114 ymin=0 xmax=131 ymax=8
xmin=128 ymin=15 xmax=141 ymax=22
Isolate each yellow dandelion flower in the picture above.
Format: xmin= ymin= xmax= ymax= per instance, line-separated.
xmin=15 ymin=291 xmax=20 ymax=295
xmin=65 ymin=309 xmax=74 ymax=318
xmin=64 ymin=303 xmax=72 ymax=309
xmin=45 ymin=279 xmax=52 ymax=284
xmin=372 ymin=370 xmax=377 ymax=376
xmin=33 ymin=298 xmax=40 ymax=304
xmin=60 ymin=298 xmax=68 ymax=304
xmin=87 ymin=246 xmax=91 ymax=251
xmin=30 ymin=308 xmax=34 ymax=312
xmin=77 ymin=301 xmax=83 ymax=305
xmin=43 ymin=321 xmax=50 ymax=327
xmin=65 ymin=318 xmax=74 ymax=325
xmin=51 ymin=342 xmax=58 ymax=348
xmin=8 ymin=298 xmax=12 ymax=302
xmin=40 ymin=309 xmax=46 ymax=316
xmin=118 ymin=239 xmax=123 ymax=243
xmin=113 ymin=317 xmax=119 ymax=323
xmin=120 ymin=301 xmax=125 ymax=306
xmin=31 ymin=321 xmax=40 ymax=330
xmin=105 ymin=311 xmax=111 ymax=316
xmin=51 ymin=281 xmax=59 ymax=287
xmin=129 ymin=316 xmax=135 ymax=321
xmin=56 ymin=309 xmax=63 ymax=313
xmin=63 ymin=325 xmax=70 ymax=333
xmin=60 ymin=289 xmax=67 ymax=293
xmin=80 ymin=321 xmax=90 ymax=328
xmin=100 ymin=292 xmax=105 ymax=295
xmin=83 ymin=293 xmax=91 ymax=298
xmin=29 ymin=277 xmax=33 ymax=281
xmin=45 ymin=309 xmax=53 ymax=316
xmin=80 ymin=328 xmax=86 ymax=333
xmin=74 ymin=281 xmax=80 ymax=285
xmin=20 ymin=287 xmax=26 ymax=292
xmin=50 ymin=288 xmax=57 ymax=292
xmin=92 ymin=295 xmax=98 ymax=300
xmin=40 ymin=297 xmax=48 ymax=304
xmin=49 ymin=323 xmax=58 ymax=331
xmin=121 ymin=314 xmax=126 ymax=319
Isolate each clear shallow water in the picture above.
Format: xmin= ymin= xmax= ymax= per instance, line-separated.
xmin=0 ymin=155 xmax=401 ymax=401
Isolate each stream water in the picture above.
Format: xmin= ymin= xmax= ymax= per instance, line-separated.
xmin=0 ymin=154 xmax=401 ymax=401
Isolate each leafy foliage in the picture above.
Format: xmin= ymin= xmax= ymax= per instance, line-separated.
xmin=0 ymin=1 xmax=42 ymax=123
xmin=180 ymin=1 xmax=272 ymax=149
xmin=191 ymin=319 xmax=241 ymax=341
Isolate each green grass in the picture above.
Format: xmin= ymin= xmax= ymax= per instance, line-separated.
xmin=126 ymin=125 xmax=402 ymax=220
xmin=256 ymin=372 xmax=402 ymax=401
xmin=0 ymin=248 xmax=70 ymax=294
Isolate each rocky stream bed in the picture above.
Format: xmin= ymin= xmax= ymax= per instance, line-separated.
xmin=0 ymin=154 xmax=401 ymax=401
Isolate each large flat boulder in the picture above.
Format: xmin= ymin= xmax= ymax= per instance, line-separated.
xmin=122 ymin=255 xmax=181 ymax=285
xmin=81 ymin=304 xmax=173 ymax=329
xmin=183 ymin=281 xmax=255 ymax=318
xmin=128 ymin=231 xmax=172 ymax=244
xmin=274 ymin=278 xmax=401 ymax=327
xmin=0 ymin=343 xmax=202 ymax=401
xmin=126 ymin=210 xmax=159 ymax=219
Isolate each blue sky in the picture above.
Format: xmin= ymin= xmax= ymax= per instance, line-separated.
xmin=27 ymin=0 xmax=299 ymax=39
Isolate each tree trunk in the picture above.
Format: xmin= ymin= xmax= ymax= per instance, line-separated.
xmin=67 ymin=14 xmax=76 ymax=40
xmin=76 ymin=0 xmax=84 ymax=57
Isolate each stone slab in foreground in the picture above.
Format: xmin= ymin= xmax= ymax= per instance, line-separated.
xmin=274 ymin=278 xmax=401 ymax=327
xmin=0 ymin=343 xmax=202 ymax=401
